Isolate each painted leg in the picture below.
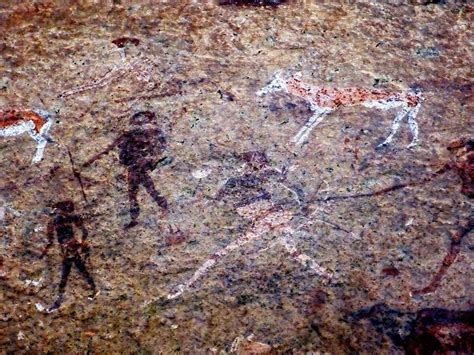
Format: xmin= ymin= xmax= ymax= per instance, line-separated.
xmin=141 ymin=172 xmax=168 ymax=210
xmin=291 ymin=109 xmax=330 ymax=148
xmin=125 ymin=169 xmax=140 ymax=229
xmin=167 ymin=229 xmax=260 ymax=300
xmin=74 ymin=254 xmax=96 ymax=291
xmin=377 ymin=107 xmax=409 ymax=148
xmin=406 ymin=105 xmax=421 ymax=148
xmin=166 ymin=209 xmax=294 ymax=299
xmin=30 ymin=133 xmax=47 ymax=163
xmin=39 ymin=119 xmax=53 ymax=142
xmin=277 ymin=234 xmax=333 ymax=282
xmin=135 ymin=64 xmax=155 ymax=90
xmin=61 ymin=65 xmax=124 ymax=97
xmin=48 ymin=256 xmax=73 ymax=312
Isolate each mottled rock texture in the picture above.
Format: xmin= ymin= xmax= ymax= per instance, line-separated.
xmin=1 ymin=1 xmax=472 ymax=353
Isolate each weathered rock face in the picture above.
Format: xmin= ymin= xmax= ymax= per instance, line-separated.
xmin=1 ymin=1 xmax=472 ymax=353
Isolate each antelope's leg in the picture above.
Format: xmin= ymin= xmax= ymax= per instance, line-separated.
xmin=406 ymin=104 xmax=421 ymax=148
xmin=30 ymin=132 xmax=47 ymax=163
xmin=277 ymin=234 xmax=333 ymax=282
xmin=291 ymin=109 xmax=330 ymax=148
xmin=377 ymin=106 xmax=410 ymax=148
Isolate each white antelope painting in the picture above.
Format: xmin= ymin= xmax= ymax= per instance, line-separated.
xmin=257 ymin=71 xmax=423 ymax=150
xmin=0 ymin=109 xmax=53 ymax=163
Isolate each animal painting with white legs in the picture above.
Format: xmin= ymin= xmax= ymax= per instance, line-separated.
xmin=257 ymin=71 xmax=423 ymax=151
xmin=0 ymin=109 xmax=53 ymax=163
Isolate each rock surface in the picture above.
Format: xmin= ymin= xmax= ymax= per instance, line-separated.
xmin=1 ymin=1 xmax=472 ymax=353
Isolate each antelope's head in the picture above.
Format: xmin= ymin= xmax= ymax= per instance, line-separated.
xmin=256 ymin=70 xmax=287 ymax=96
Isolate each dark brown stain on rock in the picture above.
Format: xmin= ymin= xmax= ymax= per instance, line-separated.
xmin=382 ymin=266 xmax=400 ymax=277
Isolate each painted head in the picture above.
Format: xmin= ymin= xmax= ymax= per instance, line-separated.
xmin=52 ymin=200 xmax=75 ymax=215
xmin=112 ymin=37 xmax=141 ymax=59
xmin=256 ymin=70 xmax=287 ymax=96
xmin=130 ymin=111 xmax=156 ymax=125
xmin=112 ymin=37 xmax=140 ymax=49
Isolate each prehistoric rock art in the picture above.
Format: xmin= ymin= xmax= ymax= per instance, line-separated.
xmin=60 ymin=37 xmax=155 ymax=98
xmin=167 ymin=151 xmax=332 ymax=300
xmin=313 ymin=138 xmax=473 ymax=295
xmin=350 ymin=303 xmax=474 ymax=353
xmin=413 ymin=138 xmax=473 ymax=294
xmin=39 ymin=201 xmax=98 ymax=313
xmin=0 ymin=109 xmax=53 ymax=163
xmin=83 ymin=111 xmax=168 ymax=229
xmin=257 ymin=71 xmax=422 ymax=150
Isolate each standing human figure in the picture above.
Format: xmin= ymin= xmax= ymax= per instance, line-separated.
xmin=40 ymin=200 xmax=97 ymax=312
xmin=84 ymin=111 xmax=168 ymax=229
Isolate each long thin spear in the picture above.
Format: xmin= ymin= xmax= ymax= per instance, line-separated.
xmin=66 ymin=147 xmax=88 ymax=204
xmin=311 ymin=167 xmax=450 ymax=203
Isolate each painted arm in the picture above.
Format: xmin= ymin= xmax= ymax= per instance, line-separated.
xmin=40 ymin=221 xmax=55 ymax=258
xmin=74 ymin=216 xmax=89 ymax=243
xmin=75 ymin=216 xmax=90 ymax=258
xmin=83 ymin=135 xmax=123 ymax=167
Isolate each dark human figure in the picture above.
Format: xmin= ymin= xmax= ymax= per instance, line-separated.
xmin=84 ymin=111 xmax=168 ymax=229
xmin=40 ymin=200 xmax=97 ymax=313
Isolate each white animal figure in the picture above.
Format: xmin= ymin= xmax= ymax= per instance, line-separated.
xmin=0 ymin=109 xmax=53 ymax=163
xmin=257 ymin=71 xmax=423 ymax=150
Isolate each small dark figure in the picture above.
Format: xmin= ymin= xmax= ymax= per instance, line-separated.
xmin=112 ymin=37 xmax=140 ymax=48
xmin=40 ymin=201 xmax=97 ymax=313
xmin=84 ymin=111 xmax=168 ymax=229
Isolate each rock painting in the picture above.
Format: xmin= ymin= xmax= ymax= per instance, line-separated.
xmin=0 ymin=109 xmax=53 ymax=163
xmin=60 ymin=37 xmax=155 ymax=99
xmin=311 ymin=138 xmax=473 ymax=295
xmin=83 ymin=111 xmax=168 ymax=229
xmin=167 ymin=151 xmax=332 ymax=300
xmin=257 ymin=71 xmax=422 ymax=150
xmin=38 ymin=201 xmax=98 ymax=313
xmin=1 ymin=3 xmax=471 ymax=352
